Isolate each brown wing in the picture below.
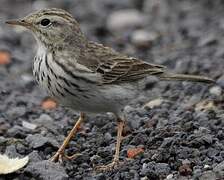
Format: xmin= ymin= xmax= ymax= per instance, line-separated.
xmin=80 ymin=41 xmax=165 ymax=84
xmin=95 ymin=57 xmax=165 ymax=84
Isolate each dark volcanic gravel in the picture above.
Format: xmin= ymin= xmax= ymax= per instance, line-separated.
xmin=0 ymin=0 xmax=224 ymax=180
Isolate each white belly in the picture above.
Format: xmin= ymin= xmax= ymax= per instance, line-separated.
xmin=33 ymin=52 xmax=138 ymax=115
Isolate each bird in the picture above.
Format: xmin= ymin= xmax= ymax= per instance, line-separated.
xmin=6 ymin=8 xmax=215 ymax=171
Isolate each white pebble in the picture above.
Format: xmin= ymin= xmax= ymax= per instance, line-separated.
xmin=131 ymin=30 xmax=159 ymax=47
xmin=166 ymin=174 xmax=174 ymax=179
xmin=22 ymin=121 xmax=37 ymax=130
xmin=209 ymin=86 xmax=222 ymax=96
xmin=21 ymin=74 xmax=34 ymax=83
xmin=107 ymin=9 xmax=145 ymax=32
xmin=204 ymin=164 xmax=211 ymax=170
xmin=140 ymin=176 xmax=149 ymax=180
xmin=144 ymin=98 xmax=163 ymax=109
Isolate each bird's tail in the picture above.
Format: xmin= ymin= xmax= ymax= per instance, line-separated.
xmin=158 ymin=72 xmax=215 ymax=84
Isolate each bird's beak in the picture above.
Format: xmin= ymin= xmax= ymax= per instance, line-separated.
xmin=5 ymin=19 xmax=30 ymax=27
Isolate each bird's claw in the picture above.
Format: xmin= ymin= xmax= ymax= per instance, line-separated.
xmin=50 ymin=151 xmax=82 ymax=163
xmin=50 ymin=151 xmax=64 ymax=163
xmin=95 ymin=160 xmax=122 ymax=172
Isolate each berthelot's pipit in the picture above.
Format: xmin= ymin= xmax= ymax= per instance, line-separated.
xmin=6 ymin=8 xmax=215 ymax=171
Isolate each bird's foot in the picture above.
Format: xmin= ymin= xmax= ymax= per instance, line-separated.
xmin=95 ymin=160 xmax=122 ymax=172
xmin=50 ymin=150 xmax=82 ymax=163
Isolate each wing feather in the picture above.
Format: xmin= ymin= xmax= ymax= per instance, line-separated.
xmin=81 ymin=41 xmax=166 ymax=84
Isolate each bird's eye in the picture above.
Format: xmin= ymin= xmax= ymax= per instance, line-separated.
xmin=40 ymin=18 xmax=51 ymax=26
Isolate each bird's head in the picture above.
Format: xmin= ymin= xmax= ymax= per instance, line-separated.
xmin=6 ymin=8 xmax=86 ymax=49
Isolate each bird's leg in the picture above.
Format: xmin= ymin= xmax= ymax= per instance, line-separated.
xmin=95 ymin=118 xmax=125 ymax=171
xmin=50 ymin=112 xmax=85 ymax=163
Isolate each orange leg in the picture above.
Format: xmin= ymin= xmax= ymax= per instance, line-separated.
xmin=95 ymin=118 xmax=125 ymax=171
xmin=50 ymin=112 xmax=85 ymax=163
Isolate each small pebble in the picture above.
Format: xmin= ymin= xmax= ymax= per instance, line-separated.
xmin=25 ymin=134 xmax=59 ymax=149
xmin=20 ymin=74 xmax=34 ymax=84
xmin=203 ymin=164 xmax=211 ymax=170
xmin=144 ymin=98 xmax=163 ymax=109
xmin=6 ymin=107 xmax=26 ymax=119
xmin=166 ymin=174 xmax=174 ymax=179
xmin=131 ymin=30 xmax=159 ymax=48
xmin=107 ymin=9 xmax=145 ymax=32
xmin=209 ymin=86 xmax=222 ymax=96
xmin=22 ymin=121 xmax=37 ymax=130
xmin=33 ymin=114 xmax=53 ymax=125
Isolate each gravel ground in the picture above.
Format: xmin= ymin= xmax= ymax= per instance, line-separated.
xmin=0 ymin=0 xmax=224 ymax=179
